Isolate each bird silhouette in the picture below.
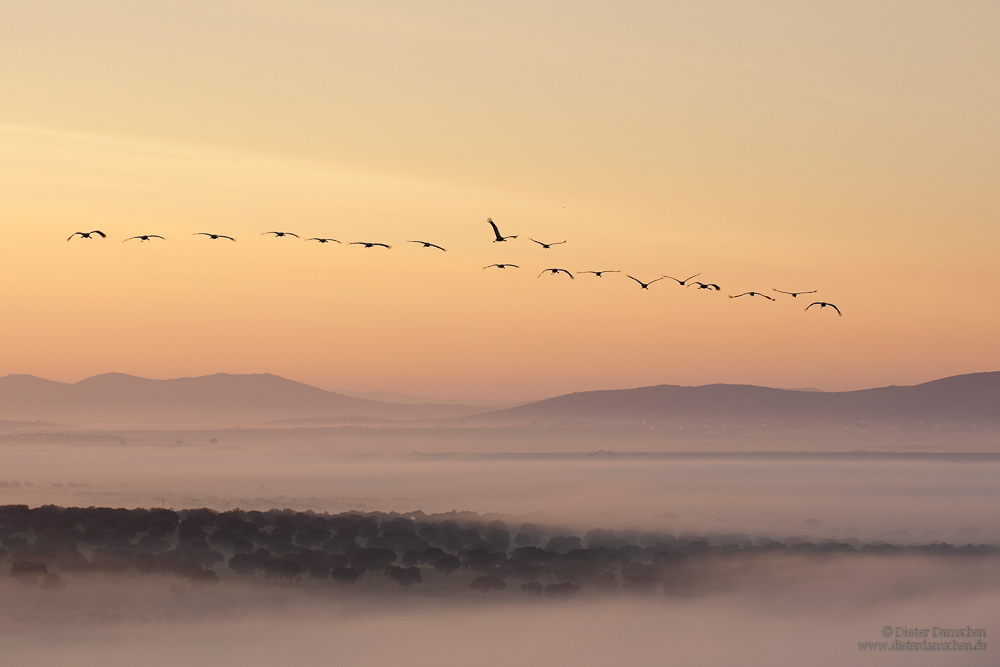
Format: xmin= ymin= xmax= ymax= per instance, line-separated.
xmin=773 ymin=288 xmax=817 ymax=298
xmin=483 ymin=263 xmax=518 ymax=270
xmin=579 ymin=270 xmax=620 ymax=278
xmin=487 ymin=218 xmax=517 ymax=242
xmin=123 ymin=235 xmax=164 ymax=242
xmin=663 ymin=273 xmax=700 ymax=286
xmin=408 ymin=241 xmax=446 ymax=251
xmin=538 ymin=268 xmax=574 ymax=279
xmin=530 ymin=239 xmax=566 ymax=249
xmin=805 ymin=302 xmax=842 ymax=316
xmin=263 ymin=231 xmax=299 ymax=238
xmin=729 ymin=292 xmax=774 ymax=300
xmin=306 ymin=237 xmax=341 ymax=244
xmin=688 ymin=281 xmax=720 ymax=291
xmin=351 ymin=242 xmax=391 ymax=249
xmin=628 ymin=276 xmax=666 ymax=290
xmin=194 ymin=233 xmax=236 ymax=241
xmin=67 ymin=231 xmax=106 ymax=241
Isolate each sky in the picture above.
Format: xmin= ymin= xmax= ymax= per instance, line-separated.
xmin=1 ymin=0 xmax=998 ymax=402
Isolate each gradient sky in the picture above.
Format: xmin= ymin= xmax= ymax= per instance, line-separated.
xmin=1 ymin=1 xmax=997 ymax=402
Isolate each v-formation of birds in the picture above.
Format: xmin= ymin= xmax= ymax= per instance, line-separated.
xmin=66 ymin=219 xmax=841 ymax=316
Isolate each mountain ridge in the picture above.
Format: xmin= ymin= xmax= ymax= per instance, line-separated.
xmin=0 ymin=372 xmax=491 ymax=427
xmin=2 ymin=371 xmax=998 ymax=430
xmin=460 ymin=371 xmax=1000 ymax=426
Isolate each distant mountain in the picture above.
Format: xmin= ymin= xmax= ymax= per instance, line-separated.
xmin=332 ymin=388 xmax=514 ymax=408
xmin=461 ymin=372 xmax=1000 ymax=426
xmin=4 ymin=371 xmax=997 ymax=432
xmin=0 ymin=373 xmax=490 ymax=428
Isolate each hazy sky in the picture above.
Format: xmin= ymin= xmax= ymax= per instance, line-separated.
xmin=1 ymin=1 xmax=997 ymax=401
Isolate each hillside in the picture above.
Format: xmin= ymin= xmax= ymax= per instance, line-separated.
xmin=461 ymin=372 xmax=1000 ymax=426
xmin=0 ymin=373 xmax=489 ymax=428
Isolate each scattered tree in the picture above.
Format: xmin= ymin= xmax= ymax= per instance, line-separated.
xmin=469 ymin=574 xmax=505 ymax=593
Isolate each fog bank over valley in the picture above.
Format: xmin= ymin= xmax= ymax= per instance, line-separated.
xmin=0 ymin=504 xmax=996 ymax=667
xmin=1 ymin=371 xmax=997 ymax=665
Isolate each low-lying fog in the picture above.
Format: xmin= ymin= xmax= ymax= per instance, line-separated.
xmin=1 ymin=555 xmax=996 ymax=667
xmin=0 ymin=436 xmax=997 ymax=543
xmin=2 ymin=430 xmax=997 ymax=666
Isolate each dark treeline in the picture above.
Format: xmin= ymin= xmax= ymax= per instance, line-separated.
xmin=2 ymin=505 xmax=996 ymax=597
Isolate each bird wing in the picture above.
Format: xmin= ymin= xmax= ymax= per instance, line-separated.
xmin=648 ymin=277 xmax=666 ymax=284
xmin=627 ymin=276 xmax=644 ymax=285
xmin=487 ymin=218 xmax=503 ymax=241
xmin=662 ymin=275 xmax=682 ymax=284
xmin=376 ymin=243 xmax=391 ymax=248
xmin=350 ymin=242 xmax=365 ymax=245
xmin=831 ymin=304 xmax=842 ymax=316
xmin=730 ymin=293 xmax=749 ymax=298
xmin=552 ymin=240 xmax=567 ymax=245
xmin=683 ymin=273 xmax=700 ymax=283
xmin=709 ymin=284 xmax=720 ymax=290
xmin=763 ymin=295 xmax=775 ymax=301
xmin=92 ymin=231 xmax=106 ymax=238
xmin=409 ymin=241 xmax=446 ymax=250
xmin=67 ymin=233 xmax=78 ymax=241
xmin=805 ymin=302 xmax=819 ymax=311
xmin=221 ymin=235 xmax=236 ymax=241
xmin=530 ymin=239 xmax=544 ymax=246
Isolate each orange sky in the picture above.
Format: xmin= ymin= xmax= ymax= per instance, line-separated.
xmin=1 ymin=1 xmax=998 ymax=401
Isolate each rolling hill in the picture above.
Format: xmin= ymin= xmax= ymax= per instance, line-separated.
xmin=461 ymin=372 xmax=1000 ymax=427
xmin=0 ymin=373 xmax=489 ymax=428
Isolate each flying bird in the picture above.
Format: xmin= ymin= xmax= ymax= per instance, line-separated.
xmin=194 ymin=233 xmax=236 ymax=241
xmin=538 ymin=268 xmax=574 ymax=279
xmin=262 ymin=231 xmax=299 ymax=238
xmin=483 ymin=263 xmax=518 ymax=269
xmin=306 ymin=237 xmax=341 ymax=244
xmin=805 ymin=302 xmax=842 ymax=316
xmin=628 ymin=276 xmax=666 ymax=290
xmin=408 ymin=241 xmax=446 ymax=251
xmin=351 ymin=242 xmax=391 ymax=249
xmin=688 ymin=281 xmax=720 ymax=291
xmin=487 ymin=218 xmax=517 ymax=242
xmin=530 ymin=239 xmax=566 ymax=249
xmin=773 ymin=288 xmax=818 ymax=298
xmin=67 ymin=231 xmax=106 ymax=241
xmin=123 ymin=235 xmax=164 ymax=242
xmin=729 ymin=292 xmax=774 ymax=300
xmin=579 ymin=270 xmax=620 ymax=278
xmin=663 ymin=273 xmax=701 ymax=286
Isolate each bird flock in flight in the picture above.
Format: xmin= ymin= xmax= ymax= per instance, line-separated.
xmin=67 ymin=218 xmax=842 ymax=316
